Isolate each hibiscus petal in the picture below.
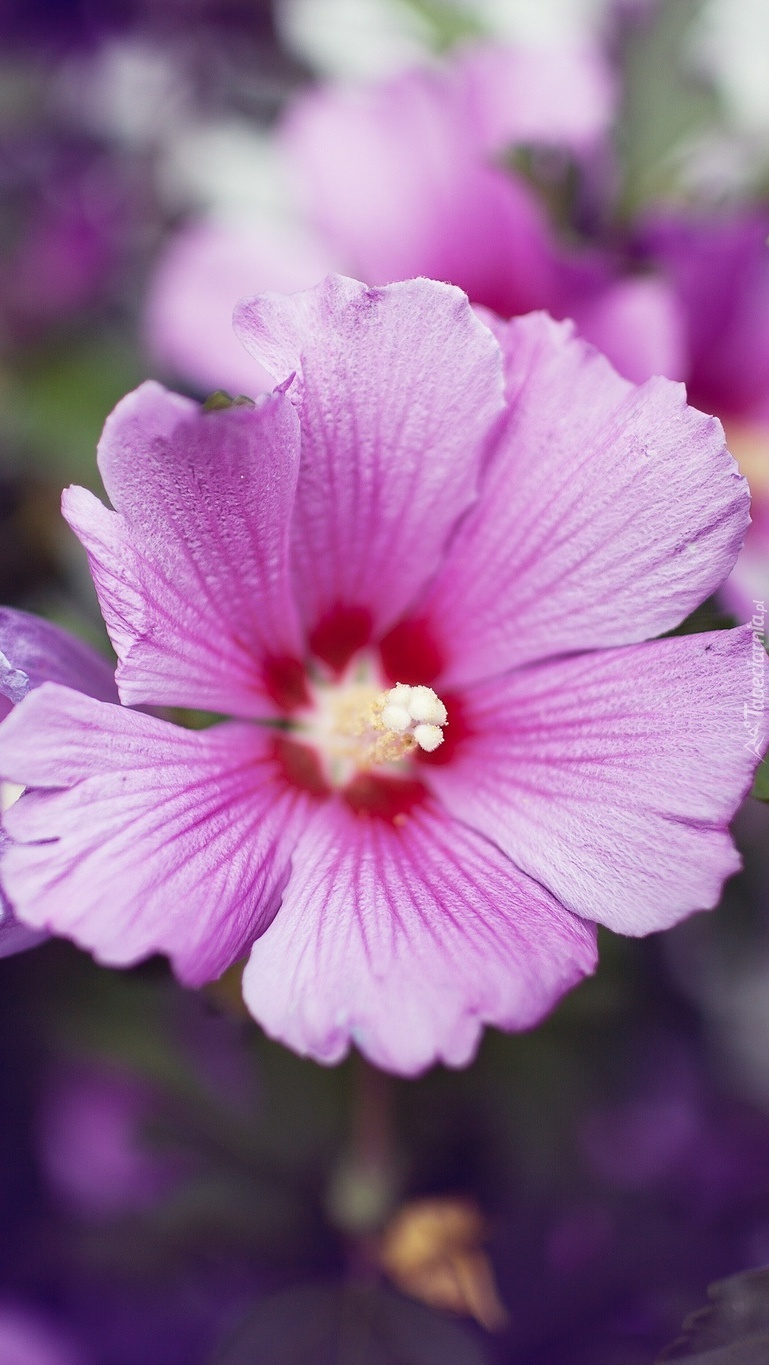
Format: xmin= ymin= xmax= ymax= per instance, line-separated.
xmin=0 ymin=830 xmax=47 ymax=958
xmin=421 ymin=312 xmax=749 ymax=687
xmin=0 ymin=685 xmax=314 ymax=984
xmin=0 ymin=912 xmax=47 ymax=958
xmin=234 ymin=275 xmax=505 ymax=646
xmin=242 ymin=797 xmax=597 ymax=1076
xmin=0 ymin=607 xmax=117 ymax=707
xmin=0 ymin=611 xmax=118 ymax=958
xmin=145 ymin=217 xmax=341 ymax=397
xmin=63 ymin=381 xmax=304 ymax=714
xmin=426 ymin=629 xmax=761 ymax=935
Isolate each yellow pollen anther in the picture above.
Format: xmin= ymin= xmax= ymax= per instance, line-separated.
xmin=376 ymin=684 xmax=447 ymax=752
xmin=299 ymin=675 xmax=448 ymax=786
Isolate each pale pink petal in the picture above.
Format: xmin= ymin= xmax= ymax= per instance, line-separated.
xmin=420 ymin=312 xmax=749 ymax=687
xmin=457 ymin=43 xmax=615 ymax=153
xmin=0 ymin=685 xmax=313 ymax=983
xmin=0 ymin=607 xmax=117 ymax=707
xmin=0 ymin=826 xmax=47 ymax=958
xmin=427 ymin=630 xmax=761 ymax=936
xmin=242 ymin=797 xmax=596 ymax=1075
xmin=145 ymin=217 xmax=341 ymax=397
xmin=0 ymin=610 xmax=117 ymax=958
xmin=63 ymin=381 xmax=304 ymax=714
xmin=0 ymin=915 xmax=47 ymax=957
xmin=234 ymin=276 xmax=505 ymax=648
xmin=282 ymin=74 xmax=556 ymax=316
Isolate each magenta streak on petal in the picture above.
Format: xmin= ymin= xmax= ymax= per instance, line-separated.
xmin=242 ymin=796 xmax=596 ymax=1076
xmin=0 ymin=608 xmax=119 ymax=958
xmin=63 ymin=381 xmax=304 ymax=716
xmin=0 ymin=685 xmax=316 ymax=984
xmin=234 ymin=275 xmax=505 ymax=646
xmin=421 ymin=312 xmax=749 ymax=689
xmin=425 ymin=629 xmax=762 ymax=936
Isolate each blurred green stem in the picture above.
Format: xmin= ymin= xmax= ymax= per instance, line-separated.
xmin=326 ymin=1056 xmax=400 ymax=1239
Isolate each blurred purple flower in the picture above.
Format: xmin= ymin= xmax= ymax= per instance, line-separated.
xmin=644 ymin=209 xmax=769 ymax=621
xmin=0 ymin=0 xmax=273 ymax=55
xmin=0 ymin=0 xmax=130 ymax=52
xmin=0 ymin=1302 xmax=87 ymax=1365
xmin=499 ymin=1027 xmax=769 ymax=1361
xmin=0 ymin=275 xmax=758 ymax=1074
xmin=146 ymin=42 xmax=685 ymax=395
xmin=581 ymin=1038 xmax=769 ymax=1215
xmin=644 ymin=211 xmax=769 ymax=427
xmin=38 ymin=1062 xmax=188 ymax=1217
xmin=0 ymin=608 xmax=116 ymax=958
xmin=0 ymin=135 xmax=144 ymax=343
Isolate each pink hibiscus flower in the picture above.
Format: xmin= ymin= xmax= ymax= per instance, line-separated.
xmin=0 ymin=276 xmax=760 ymax=1074
xmin=146 ymin=43 xmax=683 ymax=396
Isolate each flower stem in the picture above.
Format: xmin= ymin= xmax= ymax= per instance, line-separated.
xmin=326 ymin=1055 xmax=400 ymax=1240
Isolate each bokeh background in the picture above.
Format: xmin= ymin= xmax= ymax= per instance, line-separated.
xmin=1 ymin=2 xmax=769 ymax=1361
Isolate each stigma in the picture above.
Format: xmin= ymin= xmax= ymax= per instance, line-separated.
xmin=296 ymin=671 xmax=448 ymax=787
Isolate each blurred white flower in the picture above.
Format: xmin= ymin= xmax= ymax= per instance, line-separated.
xmin=157 ymin=120 xmax=298 ymax=218
xmin=693 ymin=0 xmax=769 ymax=138
xmin=276 ymin=0 xmax=431 ymax=79
xmin=276 ymin=0 xmax=610 ymax=80
xmin=55 ymin=37 xmax=190 ymax=148
xmin=463 ymin=0 xmax=609 ymax=43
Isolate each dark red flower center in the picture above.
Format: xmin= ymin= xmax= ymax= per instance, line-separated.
xmin=265 ymin=607 xmax=460 ymax=823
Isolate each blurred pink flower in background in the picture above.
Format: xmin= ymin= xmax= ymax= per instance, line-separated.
xmin=643 ymin=210 xmax=769 ymax=620
xmin=145 ymin=42 xmax=685 ymax=395
xmin=0 ymin=275 xmax=760 ymax=1074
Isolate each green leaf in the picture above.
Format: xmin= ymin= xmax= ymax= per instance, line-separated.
xmin=657 ymin=1266 xmax=769 ymax=1362
xmin=753 ymin=756 xmax=769 ymax=802
xmin=202 ymin=391 xmax=256 ymax=412
xmin=166 ymin=708 xmax=228 ymax=731
xmin=505 ymin=145 xmax=582 ymax=236
xmin=614 ymin=0 xmax=723 ymax=217
xmin=212 ymin=1284 xmax=488 ymax=1365
xmin=2 ymin=330 xmax=144 ymax=487
xmin=662 ymin=597 xmax=737 ymax=638
xmin=203 ymin=390 xmax=237 ymax=411
xmin=396 ymin=0 xmax=486 ymax=52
